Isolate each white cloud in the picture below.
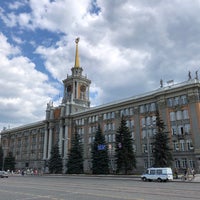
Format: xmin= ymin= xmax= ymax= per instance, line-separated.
xmin=0 ymin=33 xmax=58 ymax=130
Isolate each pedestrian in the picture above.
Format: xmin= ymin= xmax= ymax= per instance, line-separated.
xmin=191 ymin=168 xmax=195 ymax=178
xmin=174 ymin=168 xmax=178 ymax=179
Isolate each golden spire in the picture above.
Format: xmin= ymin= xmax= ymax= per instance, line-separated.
xmin=74 ymin=37 xmax=80 ymax=68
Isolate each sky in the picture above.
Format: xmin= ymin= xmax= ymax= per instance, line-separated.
xmin=1 ymin=0 xmax=200 ymax=131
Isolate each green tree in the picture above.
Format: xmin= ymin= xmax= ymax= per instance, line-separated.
xmin=152 ymin=111 xmax=173 ymax=167
xmin=0 ymin=146 xmax=4 ymax=170
xmin=91 ymin=124 xmax=109 ymax=174
xmin=4 ymin=151 xmax=15 ymax=171
xmin=115 ymin=117 xmax=136 ymax=174
xmin=67 ymin=126 xmax=84 ymax=174
xmin=48 ymin=143 xmax=63 ymax=174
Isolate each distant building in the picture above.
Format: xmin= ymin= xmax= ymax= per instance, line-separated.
xmin=1 ymin=39 xmax=200 ymax=173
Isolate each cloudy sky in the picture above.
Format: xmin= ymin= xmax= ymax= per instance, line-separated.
xmin=0 ymin=0 xmax=200 ymax=130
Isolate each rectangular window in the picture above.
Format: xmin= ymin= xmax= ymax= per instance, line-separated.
xmin=180 ymin=95 xmax=188 ymax=105
xmin=170 ymin=112 xmax=176 ymax=121
xmin=174 ymin=97 xmax=180 ymax=106
xmin=171 ymin=126 xmax=177 ymax=135
xmin=140 ymin=105 xmax=145 ymax=113
xmin=167 ymin=98 xmax=173 ymax=107
xmin=111 ymin=112 xmax=115 ymax=118
xmin=176 ymin=111 xmax=182 ymax=120
xmin=184 ymin=124 xmax=191 ymax=134
xmin=181 ymin=158 xmax=187 ymax=168
xmin=183 ymin=110 xmax=189 ymax=119
xmin=180 ymin=140 xmax=185 ymax=151
xmin=150 ymin=170 xmax=155 ymax=175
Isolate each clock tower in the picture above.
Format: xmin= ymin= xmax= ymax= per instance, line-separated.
xmin=62 ymin=38 xmax=91 ymax=113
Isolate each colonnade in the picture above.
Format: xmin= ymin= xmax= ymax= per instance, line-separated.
xmin=43 ymin=123 xmax=69 ymax=161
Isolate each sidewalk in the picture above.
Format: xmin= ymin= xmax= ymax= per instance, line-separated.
xmin=10 ymin=173 xmax=200 ymax=182
xmin=176 ymin=173 xmax=200 ymax=183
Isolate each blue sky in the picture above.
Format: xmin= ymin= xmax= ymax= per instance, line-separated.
xmin=1 ymin=0 xmax=200 ymax=130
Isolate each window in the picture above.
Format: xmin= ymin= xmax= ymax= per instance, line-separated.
xmin=146 ymin=117 xmax=151 ymax=125
xmin=173 ymin=141 xmax=179 ymax=151
xmin=183 ymin=110 xmax=189 ymax=119
xmin=150 ymin=170 xmax=155 ymax=175
xmin=143 ymin=144 xmax=147 ymax=153
xmin=178 ymin=125 xmax=184 ymax=135
xmin=170 ymin=112 xmax=176 ymax=121
xmin=174 ymin=97 xmax=180 ymax=106
xmin=171 ymin=126 xmax=177 ymax=135
xmin=140 ymin=105 xmax=145 ymax=113
xmin=142 ymin=130 xmax=146 ymax=139
xmin=180 ymin=140 xmax=185 ymax=151
xmin=167 ymin=98 xmax=173 ymax=107
xmin=184 ymin=124 xmax=191 ymax=134
xmin=180 ymin=95 xmax=187 ymax=105
xmin=176 ymin=111 xmax=182 ymax=120
xmin=111 ymin=112 xmax=115 ymax=118
xmin=175 ymin=159 xmax=181 ymax=168
xmin=157 ymin=170 xmax=162 ymax=175
xmin=181 ymin=158 xmax=187 ymax=168
xmin=130 ymin=108 xmax=134 ymax=115
xmin=125 ymin=108 xmax=129 ymax=116
xmin=189 ymin=159 xmax=195 ymax=168
xmin=141 ymin=118 xmax=145 ymax=126
xmin=131 ymin=120 xmax=134 ymax=128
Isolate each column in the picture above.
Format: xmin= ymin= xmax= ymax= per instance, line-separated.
xmin=43 ymin=128 xmax=48 ymax=160
xmin=59 ymin=122 xmax=63 ymax=155
xmin=64 ymin=126 xmax=68 ymax=158
xmin=48 ymin=128 xmax=53 ymax=159
xmin=63 ymin=125 xmax=68 ymax=173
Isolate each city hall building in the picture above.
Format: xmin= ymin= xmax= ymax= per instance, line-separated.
xmin=1 ymin=39 xmax=200 ymax=174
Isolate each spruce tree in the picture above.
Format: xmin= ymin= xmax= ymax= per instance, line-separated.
xmin=0 ymin=146 xmax=3 ymax=170
xmin=152 ymin=111 xmax=173 ymax=167
xmin=91 ymin=124 xmax=109 ymax=174
xmin=4 ymin=152 xmax=15 ymax=171
xmin=48 ymin=143 xmax=63 ymax=174
xmin=67 ymin=126 xmax=83 ymax=174
xmin=115 ymin=117 xmax=136 ymax=174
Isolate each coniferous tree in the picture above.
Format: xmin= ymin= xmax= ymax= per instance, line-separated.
xmin=0 ymin=146 xmax=4 ymax=170
xmin=91 ymin=124 xmax=109 ymax=174
xmin=48 ymin=143 xmax=63 ymax=174
xmin=115 ymin=117 xmax=136 ymax=174
xmin=4 ymin=152 xmax=15 ymax=171
xmin=152 ymin=111 xmax=173 ymax=167
xmin=67 ymin=126 xmax=84 ymax=174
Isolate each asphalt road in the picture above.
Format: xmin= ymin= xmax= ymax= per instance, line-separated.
xmin=0 ymin=175 xmax=200 ymax=200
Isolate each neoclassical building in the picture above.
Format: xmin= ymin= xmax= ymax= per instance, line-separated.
xmin=1 ymin=39 xmax=200 ymax=174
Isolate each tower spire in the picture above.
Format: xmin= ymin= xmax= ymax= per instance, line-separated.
xmin=74 ymin=37 xmax=80 ymax=68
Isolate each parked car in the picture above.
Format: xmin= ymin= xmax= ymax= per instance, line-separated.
xmin=0 ymin=171 xmax=8 ymax=178
xmin=141 ymin=167 xmax=173 ymax=182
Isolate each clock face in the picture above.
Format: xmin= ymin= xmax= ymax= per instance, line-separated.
xmin=67 ymin=85 xmax=72 ymax=92
xmin=80 ymin=85 xmax=86 ymax=92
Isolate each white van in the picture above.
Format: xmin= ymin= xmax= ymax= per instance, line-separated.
xmin=141 ymin=167 xmax=173 ymax=182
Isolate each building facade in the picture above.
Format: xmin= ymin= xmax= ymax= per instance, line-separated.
xmin=1 ymin=39 xmax=200 ymax=174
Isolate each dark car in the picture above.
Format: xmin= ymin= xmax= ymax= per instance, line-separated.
xmin=0 ymin=171 xmax=8 ymax=178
